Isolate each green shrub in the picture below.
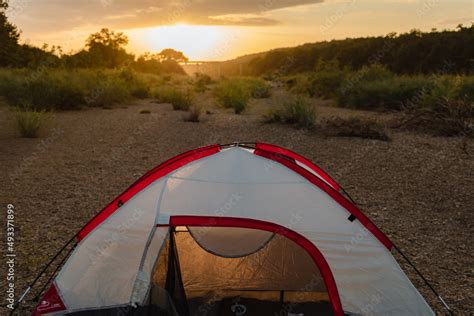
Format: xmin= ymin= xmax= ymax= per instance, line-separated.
xmin=309 ymin=70 xmax=345 ymax=98
xmin=194 ymin=73 xmax=213 ymax=85
xmin=194 ymin=73 xmax=213 ymax=93
xmin=156 ymin=86 xmax=194 ymax=111
xmin=457 ymin=76 xmax=474 ymax=103
xmin=139 ymin=109 xmax=151 ymax=114
xmin=349 ymin=64 xmax=394 ymax=83
xmin=15 ymin=108 xmax=50 ymax=138
xmin=265 ymin=96 xmax=316 ymax=128
xmin=242 ymin=77 xmax=272 ymax=98
xmin=338 ymin=76 xmax=431 ymax=111
xmin=284 ymin=75 xmax=312 ymax=96
xmin=2 ymin=72 xmax=85 ymax=110
xmin=214 ymin=79 xmax=250 ymax=114
xmin=120 ymin=69 xmax=150 ymax=99
xmin=0 ymin=69 xmax=153 ymax=110
xmin=308 ymin=59 xmax=347 ymax=98
xmin=85 ymin=76 xmax=130 ymax=107
xmin=399 ymin=76 xmax=474 ymax=137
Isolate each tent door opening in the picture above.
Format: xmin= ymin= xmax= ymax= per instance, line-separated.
xmin=151 ymin=226 xmax=334 ymax=316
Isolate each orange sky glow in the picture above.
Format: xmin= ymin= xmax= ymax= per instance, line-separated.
xmin=7 ymin=0 xmax=473 ymax=61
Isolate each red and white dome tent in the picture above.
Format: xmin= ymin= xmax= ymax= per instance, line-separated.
xmin=15 ymin=143 xmax=452 ymax=315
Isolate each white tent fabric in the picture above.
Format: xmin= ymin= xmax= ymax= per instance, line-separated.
xmin=51 ymin=147 xmax=434 ymax=315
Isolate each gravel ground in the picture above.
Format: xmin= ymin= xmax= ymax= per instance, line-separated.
xmin=0 ymin=93 xmax=472 ymax=315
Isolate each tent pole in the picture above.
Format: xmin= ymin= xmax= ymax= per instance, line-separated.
xmin=393 ymin=244 xmax=454 ymax=315
xmin=9 ymin=235 xmax=77 ymax=315
xmin=339 ymin=183 xmax=453 ymax=314
xmin=33 ymin=242 xmax=78 ymax=301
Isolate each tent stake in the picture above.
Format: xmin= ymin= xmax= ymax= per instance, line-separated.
xmin=393 ymin=244 xmax=454 ymax=315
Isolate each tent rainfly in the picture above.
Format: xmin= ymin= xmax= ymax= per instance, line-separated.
xmin=29 ymin=143 xmax=440 ymax=316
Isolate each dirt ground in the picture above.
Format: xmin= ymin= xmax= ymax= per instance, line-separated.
xmin=0 ymin=91 xmax=473 ymax=315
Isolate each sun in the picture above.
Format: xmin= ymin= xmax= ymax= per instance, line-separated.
xmin=140 ymin=24 xmax=233 ymax=61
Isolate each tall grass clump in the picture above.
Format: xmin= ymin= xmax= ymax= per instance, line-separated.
xmin=15 ymin=108 xmax=50 ymax=138
xmin=155 ymin=86 xmax=194 ymax=111
xmin=214 ymin=79 xmax=250 ymax=114
xmin=265 ymin=96 xmax=316 ymax=128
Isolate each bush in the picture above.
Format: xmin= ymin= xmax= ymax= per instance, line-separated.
xmin=1 ymin=72 xmax=85 ymax=110
xmin=283 ymin=75 xmax=312 ymax=96
xmin=323 ymin=117 xmax=390 ymax=141
xmin=15 ymin=108 xmax=50 ymax=138
xmin=194 ymin=73 xmax=213 ymax=93
xmin=265 ymin=96 xmax=316 ymax=128
xmin=242 ymin=77 xmax=271 ymax=98
xmin=139 ymin=109 xmax=151 ymax=114
xmin=0 ymin=69 xmax=153 ymax=110
xmin=394 ymin=75 xmax=474 ymax=137
xmin=84 ymin=76 xmax=130 ymax=107
xmin=338 ymin=76 xmax=430 ymax=111
xmin=156 ymin=86 xmax=194 ymax=111
xmin=308 ymin=60 xmax=347 ymax=98
xmin=310 ymin=70 xmax=345 ymax=98
xmin=214 ymin=79 xmax=250 ymax=114
xmin=120 ymin=70 xmax=150 ymax=99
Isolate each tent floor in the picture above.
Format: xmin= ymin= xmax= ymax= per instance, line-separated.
xmin=187 ymin=297 xmax=333 ymax=316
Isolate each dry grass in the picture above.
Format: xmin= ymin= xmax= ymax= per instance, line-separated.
xmin=264 ymin=96 xmax=317 ymax=128
xmin=15 ymin=109 xmax=50 ymax=138
xmin=323 ymin=116 xmax=390 ymax=141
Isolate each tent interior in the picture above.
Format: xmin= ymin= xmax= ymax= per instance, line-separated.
xmin=147 ymin=226 xmax=334 ymax=316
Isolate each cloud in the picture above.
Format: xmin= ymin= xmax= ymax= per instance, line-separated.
xmin=8 ymin=0 xmax=323 ymax=33
xmin=207 ymin=14 xmax=281 ymax=26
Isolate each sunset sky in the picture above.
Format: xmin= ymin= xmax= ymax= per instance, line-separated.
xmin=7 ymin=0 xmax=473 ymax=61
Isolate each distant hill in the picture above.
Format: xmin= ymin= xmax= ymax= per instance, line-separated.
xmin=191 ymin=25 xmax=474 ymax=77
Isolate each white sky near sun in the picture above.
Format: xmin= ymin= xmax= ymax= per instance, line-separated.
xmin=7 ymin=0 xmax=473 ymax=61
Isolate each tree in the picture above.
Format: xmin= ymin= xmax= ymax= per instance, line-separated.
xmin=86 ymin=28 xmax=128 ymax=50
xmin=158 ymin=48 xmax=188 ymax=63
xmin=0 ymin=0 xmax=21 ymax=66
xmin=83 ymin=28 xmax=134 ymax=68
xmin=132 ymin=52 xmax=185 ymax=75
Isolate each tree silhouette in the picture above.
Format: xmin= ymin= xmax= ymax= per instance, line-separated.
xmin=86 ymin=28 xmax=128 ymax=49
xmin=158 ymin=48 xmax=188 ymax=63
xmin=0 ymin=0 xmax=20 ymax=66
xmin=81 ymin=28 xmax=133 ymax=68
